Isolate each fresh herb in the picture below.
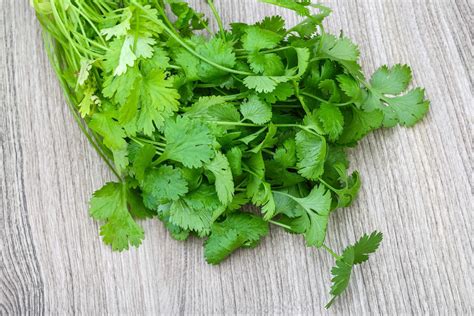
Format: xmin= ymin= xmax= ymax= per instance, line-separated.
xmin=33 ymin=0 xmax=429 ymax=307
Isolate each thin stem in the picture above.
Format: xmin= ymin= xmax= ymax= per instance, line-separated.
xmin=322 ymin=244 xmax=342 ymax=260
xmin=207 ymin=0 xmax=226 ymax=39
xmin=214 ymin=121 xmax=259 ymax=127
xmin=269 ymin=220 xmax=292 ymax=230
xmin=293 ymin=81 xmax=312 ymax=116
xmin=301 ymin=92 xmax=354 ymax=107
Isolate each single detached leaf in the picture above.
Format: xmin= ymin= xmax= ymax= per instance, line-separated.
xmin=326 ymin=231 xmax=383 ymax=308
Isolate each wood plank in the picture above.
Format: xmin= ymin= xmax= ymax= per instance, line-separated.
xmin=1 ymin=0 xmax=471 ymax=314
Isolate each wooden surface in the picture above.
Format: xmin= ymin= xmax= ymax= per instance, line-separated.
xmin=1 ymin=0 xmax=472 ymax=314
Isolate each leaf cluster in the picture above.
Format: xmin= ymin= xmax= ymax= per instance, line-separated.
xmin=34 ymin=0 xmax=428 ymax=307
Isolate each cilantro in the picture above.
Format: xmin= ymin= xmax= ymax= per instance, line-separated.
xmin=36 ymin=0 xmax=428 ymax=308
xmin=326 ymin=231 xmax=383 ymax=308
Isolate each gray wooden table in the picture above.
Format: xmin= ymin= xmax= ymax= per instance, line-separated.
xmin=1 ymin=0 xmax=472 ymax=314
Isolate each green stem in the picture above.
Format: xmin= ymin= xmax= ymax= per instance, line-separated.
xmin=214 ymin=121 xmax=258 ymax=127
xmin=207 ymin=0 xmax=226 ymax=39
xmin=322 ymin=244 xmax=342 ymax=260
xmin=301 ymin=92 xmax=354 ymax=107
xmin=293 ymin=81 xmax=312 ymax=116
xmin=269 ymin=220 xmax=292 ymax=230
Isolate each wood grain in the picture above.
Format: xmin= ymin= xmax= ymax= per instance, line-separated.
xmin=1 ymin=0 xmax=472 ymax=314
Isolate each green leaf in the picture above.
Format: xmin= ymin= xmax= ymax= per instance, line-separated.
xmin=104 ymin=34 xmax=156 ymax=76
xmin=89 ymin=182 xmax=144 ymax=251
xmin=241 ymin=94 xmax=273 ymax=124
xmin=248 ymin=52 xmax=284 ymax=75
xmin=205 ymin=213 xmax=269 ymax=264
xmin=258 ymin=0 xmax=311 ymax=16
xmin=242 ymin=26 xmax=283 ymax=52
xmin=370 ymin=64 xmax=412 ymax=95
xmin=243 ymin=75 xmax=290 ymax=93
xmin=352 ymin=231 xmax=383 ymax=264
xmin=295 ymin=47 xmax=310 ymax=77
xmin=316 ymin=103 xmax=344 ymax=141
xmin=276 ymin=184 xmax=332 ymax=247
xmin=295 ymin=130 xmax=327 ymax=180
xmin=226 ymin=147 xmax=243 ymax=177
xmin=326 ymin=231 xmax=383 ymax=308
xmin=89 ymin=112 xmax=127 ymax=150
xmin=337 ymin=74 xmax=363 ymax=102
xmin=168 ymin=185 xmax=221 ymax=234
xmin=159 ymin=116 xmax=215 ymax=168
xmin=319 ymin=34 xmax=360 ymax=62
xmin=206 ymin=152 xmax=235 ymax=205
xmin=365 ymin=65 xmax=429 ymax=127
xmin=142 ymin=165 xmax=188 ymax=208
xmin=384 ymin=88 xmax=430 ymax=127
xmin=338 ymin=108 xmax=384 ymax=145
xmin=196 ymin=37 xmax=236 ymax=81
xmin=256 ymin=16 xmax=286 ymax=35
xmin=132 ymin=144 xmax=156 ymax=182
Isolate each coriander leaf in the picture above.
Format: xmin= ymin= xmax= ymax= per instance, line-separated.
xmin=319 ymin=34 xmax=360 ymax=62
xmin=196 ymin=37 xmax=236 ymax=81
xmin=256 ymin=16 xmax=286 ymax=35
xmin=383 ymin=88 xmax=430 ymax=127
xmin=205 ymin=213 xmax=269 ymax=264
xmin=248 ymin=52 xmax=284 ymax=75
xmin=337 ymin=74 xmax=363 ymax=103
xmin=206 ymin=152 xmax=235 ymax=205
xmin=338 ymin=108 xmax=383 ymax=145
xmin=142 ymin=165 xmax=188 ymax=209
xmin=258 ymin=0 xmax=311 ymax=17
xmin=261 ymin=82 xmax=294 ymax=103
xmin=185 ymin=96 xmax=240 ymax=122
xmin=241 ymin=94 xmax=273 ymax=124
xmin=104 ymin=34 xmax=156 ymax=76
xmin=326 ymin=231 xmax=383 ymax=308
xmin=100 ymin=8 xmax=132 ymax=40
xmin=226 ymin=147 xmax=243 ymax=177
xmin=89 ymin=182 xmax=144 ymax=251
xmin=242 ymin=26 xmax=283 ymax=52
xmin=168 ymin=184 xmax=221 ymax=234
xmin=295 ymin=47 xmax=310 ymax=77
xmin=127 ymin=188 xmax=155 ymax=219
xmin=174 ymin=49 xmax=200 ymax=81
xmin=132 ymin=144 xmax=156 ymax=182
xmin=365 ymin=65 xmax=429 ymax=127
xmin=295 ymin=130 xmax=327 ymax=180
xmin=276 ymin=184 xmax=332 ymax=247
xmin=370 ymin=64 xmax=412 ymax=95
xmin=316 ymin=103 xmax=344 ymax=141
xmin=243 ymin=75 xmax=290 ymax=93
xmin=352 ymin=231 xmax=383 ymax=264
xmin=158 ymin=116 xmax=215 ymax=168
xmin=89 ymin=112 xmax=127 ymax=150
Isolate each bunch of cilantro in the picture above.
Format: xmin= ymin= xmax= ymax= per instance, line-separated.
xmin=34 ymin=0 xmax=429 ymax=307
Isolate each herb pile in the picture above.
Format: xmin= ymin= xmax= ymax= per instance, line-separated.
xmin=34 ymin=0 xmax=429 ymax=307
